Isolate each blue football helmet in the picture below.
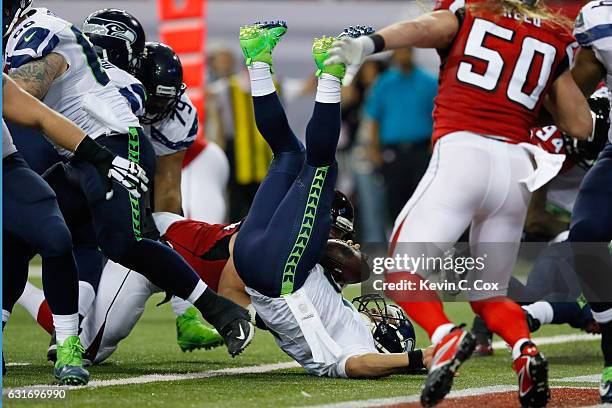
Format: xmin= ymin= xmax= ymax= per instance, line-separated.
xmin=353 ymin=294 xmax=416 ymax=354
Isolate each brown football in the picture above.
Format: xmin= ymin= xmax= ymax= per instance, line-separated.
xmin=320 ymin=239 xmax=370 ymax=285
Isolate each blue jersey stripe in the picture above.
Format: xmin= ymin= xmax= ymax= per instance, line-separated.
xmin=187 ymin=115 xmax=198 ymax=139
xmin=575 ymin=24 xmax=612 ymax=46
xmin=119 ymin=87 xmax=141 ymax=115
xmin=70 ymin=26 xmax=110 ymax=86
xmin=150 ymin=126 xmax=196 ymax=151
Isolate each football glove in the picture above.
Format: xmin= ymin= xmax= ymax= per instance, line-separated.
xmin=74 ymin=136 xmax=149 ymax=200
xmin=325 ymin=36 xmax=375 ymax=86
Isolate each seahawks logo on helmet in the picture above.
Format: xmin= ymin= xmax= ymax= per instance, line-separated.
xmin=82 ymin=17 xmax=137 ymax=44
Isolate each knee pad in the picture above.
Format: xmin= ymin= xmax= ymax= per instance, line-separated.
xmin=269 ymin=150 xmax=306 ymax=176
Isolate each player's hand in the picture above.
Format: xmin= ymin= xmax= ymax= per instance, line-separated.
xmin=325 ymin=36 xmax=373 ymax=86
xmin=104 ymin=156 xmax=149 ymax=200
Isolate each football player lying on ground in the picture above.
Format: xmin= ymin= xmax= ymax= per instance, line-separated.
xmin=23 ymin=191 xmax=433 ymax=375
xmin=230 ymin=21 xmax=435 ymax=378
xmin=2 ymin=72 xmax=148 ymax=384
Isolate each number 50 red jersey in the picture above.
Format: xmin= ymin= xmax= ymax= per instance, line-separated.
xmin=432 ymin=0 xmax=576 ymax=145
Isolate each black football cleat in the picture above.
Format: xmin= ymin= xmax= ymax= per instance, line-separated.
xmin=219 ymin=318 xmax=254 ymax=358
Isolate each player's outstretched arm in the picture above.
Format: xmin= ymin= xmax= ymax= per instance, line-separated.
xmin=344 ymin=346 xmax=434 ymax=379
xmin=543 ymin=70 xmax=592 ymax=141
xmin=325 ymin=11 xmax=458 ymax=85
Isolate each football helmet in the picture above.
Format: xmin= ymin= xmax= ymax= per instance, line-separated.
xmin=82 ymin=9 xmax=145 ymax=72
xmin=133 ymin=42 xmax=186 ymax=124
xmin=353 ymin=294 xmax=416 ymax=354
xmin=563 ymin=90 xmax=610 ymax=170
xmin=331 ymin=190 xmax=354 ymax=240
xmin=3 ymin=0 xmax=32 ymax=38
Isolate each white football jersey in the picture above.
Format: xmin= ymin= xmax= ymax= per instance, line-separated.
xmin=2 ymin=120 xmax=17 ymax=159
xmin=3 ymin=8 xmax=140 ymax=145
xmin=246 ymin=265 xmax=377 ymax=378
xmin=141 ymin=93 xmax=198 ymax=156
xmin=575 ymin=1 xmax=612 ymax=142
xmin=102 ymin=59 xmax=146 ymax=118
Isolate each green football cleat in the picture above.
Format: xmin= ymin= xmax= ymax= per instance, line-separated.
xmin=54 ymin=336 xmax=89 ymax=386
xmin=239 ymin=20 xmax=287 ymax=69
xmin=176 ymin=307 xmax=224 ymax=352
xmin=313 ymin=36 xmax=346 ymax=80
xmin=601 ymin=366 xmax=612 ymax=403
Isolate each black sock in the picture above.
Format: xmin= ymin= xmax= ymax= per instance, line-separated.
xmin=193 ymin=288 xmax=248 ymax=331
xmin=253 ymin=93 xmax=303 ymax=155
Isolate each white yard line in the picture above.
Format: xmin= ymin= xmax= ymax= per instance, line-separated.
xmin=2 ymin=361 xmax=299 ymax=394
xmin=492 ymin=333 xmax=600 ymax=350
xmin=6 ymin=362 xmax=31 ymax=367
xmin=2 ymin=333 xmax=600 ymax=394
xmin=552 ymin=374 xmax=601 ymax=383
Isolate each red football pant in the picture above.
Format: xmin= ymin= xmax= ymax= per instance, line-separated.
xmin=470 ymin=297 xmax=530 ymax=347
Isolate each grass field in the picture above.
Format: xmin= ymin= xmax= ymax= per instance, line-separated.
xmin=2 ymin=277 xmax=603 ymax=408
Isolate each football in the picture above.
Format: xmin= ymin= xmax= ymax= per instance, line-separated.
xmin=320 ymin=239 xmax=370 ymax=285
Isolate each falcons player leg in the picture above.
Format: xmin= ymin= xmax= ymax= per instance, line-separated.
xmin=234 ymin=21 xmax=340 ymax=298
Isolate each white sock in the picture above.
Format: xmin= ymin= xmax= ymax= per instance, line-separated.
xmin=171 ymin=296 xmax=192 ymax=317
xmin=248 ymin=61 xmax=275 ymax=97
xmin=78 ymin=281 xmax=96 ymax=317
xmin=512 ymin=338 xmax=531 ymax=360
xmin=53 ymin=313 xmax=79 ymax=344
xmin=2 ymin=309 xmax=11 ymax=327
xmin=187 ymin=280 xmax=208 ymax=304
xmin=17 ymin=281 xmax=46 ymax=321
xmin=431 ymin=323 xmax=455 ymax=345
xmin=315 ymin=73 xmax=341 ymax=104
xmin=522 ymin=301 xmax=554 ymax=325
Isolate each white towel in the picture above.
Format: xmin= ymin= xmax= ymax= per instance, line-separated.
xmin=518 ymin=143 xmax=566 ymax=192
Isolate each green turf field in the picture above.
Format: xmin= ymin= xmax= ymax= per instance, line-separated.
xmin=2 ymin=278 xmax=602 ymax=408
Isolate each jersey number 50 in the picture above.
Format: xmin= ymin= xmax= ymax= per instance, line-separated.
xmin=457 ymin=18 xmax=557 ymax=110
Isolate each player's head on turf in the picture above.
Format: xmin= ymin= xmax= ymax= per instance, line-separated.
xmin=353 ymin=294 xmax=417 ymax=354
xmin=82 ymin=8 xmax=146 ymax=73
xmin=330 ymin=190 xmax=354 ymax=240
xmin=134 ymin=42 xmax=186 ymax=125
xmin=3 ymin=0 xmax=32 ymax=38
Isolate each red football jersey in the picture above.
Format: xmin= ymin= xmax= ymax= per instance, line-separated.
xmin=162 ymin=220 xmax=241 ymax=291
xmin=432 ymin=0 xmax=575 ymax=145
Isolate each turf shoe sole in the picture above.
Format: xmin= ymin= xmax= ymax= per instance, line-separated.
xmin=421 ymin=328 xmax=476 ymax=407
xmin=512 ymin=342 xmax=550 ymax=408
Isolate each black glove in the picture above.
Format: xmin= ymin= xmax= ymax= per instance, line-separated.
xmin=74 ymin=136 xmax=149 ymax=200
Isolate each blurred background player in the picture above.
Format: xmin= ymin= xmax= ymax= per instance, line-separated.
xmin=3 ymin=0 xmax=253 ymax=358
xmin=568 ymin=1 xmax=612 ymax=402
xmin=325 ymin=0 xmax=593 ymax=406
